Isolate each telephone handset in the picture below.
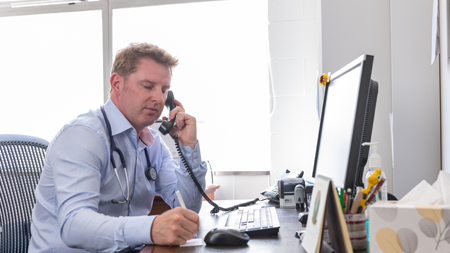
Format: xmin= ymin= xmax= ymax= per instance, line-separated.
xmin=158 ymin=91 xmax=259 ymax=214
xmin=158 ymin=90 xmax=176 ymax=136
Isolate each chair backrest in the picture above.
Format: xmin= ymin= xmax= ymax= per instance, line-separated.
xmin=0 ymin=134 xmax=48 ymax=253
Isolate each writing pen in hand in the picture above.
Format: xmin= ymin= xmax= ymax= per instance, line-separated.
xmin=175 ymin=190 xmax=187 ymax=208
xmin=175 ymin=190 xmax=198 ymax=237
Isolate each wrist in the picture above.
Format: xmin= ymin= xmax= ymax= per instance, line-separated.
xmin=182 ymin=140 xmax=197 ymax=150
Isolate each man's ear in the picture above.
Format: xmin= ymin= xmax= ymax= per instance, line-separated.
xmin=110 ymin=73 xmax=123 ymax=94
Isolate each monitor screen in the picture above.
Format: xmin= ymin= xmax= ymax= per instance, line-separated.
xmin=312 ymin=54 xmax=378 ymax=192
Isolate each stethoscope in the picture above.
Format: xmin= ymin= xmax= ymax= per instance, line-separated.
xmin=100 ymin=106 xmax=157 ymax=204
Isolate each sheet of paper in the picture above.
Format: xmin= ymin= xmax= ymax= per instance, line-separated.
xmin=143 ymin=238 xmax=203 ymax=250
xmin=180 ymin=238 xmax=203 ymax=247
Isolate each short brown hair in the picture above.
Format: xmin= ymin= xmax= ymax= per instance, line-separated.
xmin=111 ymin=42 xmax=179 ymax=79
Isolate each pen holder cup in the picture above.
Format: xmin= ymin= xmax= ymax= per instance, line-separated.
xmin=344 ymin=213 xmax=367 ymax=251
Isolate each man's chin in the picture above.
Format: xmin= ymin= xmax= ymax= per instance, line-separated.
xmin=144 ymin=118 xmax=160 ymax=127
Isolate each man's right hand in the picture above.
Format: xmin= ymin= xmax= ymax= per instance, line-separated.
xmin=150 ymin=207 xmax=199 ymax=245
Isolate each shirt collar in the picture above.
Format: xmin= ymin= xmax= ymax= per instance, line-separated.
xmin=103 ymin=99 xmax=154 ymax=145
xmin=103 ymin=98 xmax=133 ymax=136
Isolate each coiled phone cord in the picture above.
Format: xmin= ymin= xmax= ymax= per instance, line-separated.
xmin=172 ymin=134 xmax=260 ymax=214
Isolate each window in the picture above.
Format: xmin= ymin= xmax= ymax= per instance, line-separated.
xmin=0 ymin=10 xmax=103 ymax=142
xmin=113 ymin=0 xmax=270 ymax=171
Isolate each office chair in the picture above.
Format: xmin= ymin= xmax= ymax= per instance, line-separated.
xmin=0 ymin=134 xmax=48 ymax=253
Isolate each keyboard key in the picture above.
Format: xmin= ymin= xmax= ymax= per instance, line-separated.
xmin=242 ymin=210 xmax=248 ymax=221
xmin=261 ymin=210 xmax=268 ymax=228
xmin=248 ymin=209 xmax=254 ymax=223
xmin=267 ymin=208 xmax=273 ymax=227
xmin=254 ymin=209 xmax=261 ymax=228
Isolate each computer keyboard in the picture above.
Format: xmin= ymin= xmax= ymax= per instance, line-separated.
xmin=225 ymin=206 xmax=280 ymax=236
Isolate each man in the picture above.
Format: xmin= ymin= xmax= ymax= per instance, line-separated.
xmin=29 ymin=42 xmax=207 ymax=252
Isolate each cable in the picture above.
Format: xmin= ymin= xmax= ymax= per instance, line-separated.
xmin=207 ymin=160 xmax=213 ymax=184
xmin=172 ymin=134 xmax=260 ymax=214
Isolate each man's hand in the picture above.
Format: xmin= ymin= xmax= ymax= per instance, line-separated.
xmin=150 ymin=207 xmax=199 ymax=245
xmin=162 ymin=99 xmax=198 ymax=149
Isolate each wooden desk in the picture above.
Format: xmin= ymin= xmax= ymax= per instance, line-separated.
xmin=140 ymin=200 xmax=308 ymax=253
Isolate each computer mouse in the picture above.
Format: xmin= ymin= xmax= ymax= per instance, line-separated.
xmin=204 ymin=228 xmax=250 ymax=246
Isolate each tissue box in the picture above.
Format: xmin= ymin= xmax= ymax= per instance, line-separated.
xmin=369 ymin=202 xmax=450 ymax=252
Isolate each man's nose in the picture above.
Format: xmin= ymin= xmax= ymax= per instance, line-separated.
xmin=153 ymin=89 xmax=165 ymax=104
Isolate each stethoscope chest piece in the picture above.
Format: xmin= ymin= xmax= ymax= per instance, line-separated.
xmin=145 ymin=167 xmax=157 ymax=181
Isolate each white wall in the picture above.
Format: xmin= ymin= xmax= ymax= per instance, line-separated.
xmin=268 ymin=0 xmax=319 ymax=186
xmin=320 ymin=0 xmax=441 ymax=199
xmin=319 ymin=0 xmax=393 ymax=194
xmin=391 ymin=0 xmax=440 ymax=198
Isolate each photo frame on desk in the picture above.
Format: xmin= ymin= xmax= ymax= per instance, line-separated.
xmin=302 ymin=175 xmax=353 ymax=253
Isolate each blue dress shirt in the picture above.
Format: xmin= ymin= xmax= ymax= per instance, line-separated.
xmin=28 ymin=99 xmax=207 ymax=252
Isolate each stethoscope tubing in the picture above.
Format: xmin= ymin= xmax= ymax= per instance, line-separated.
xmin=100 ymin=106 xmax=157 ymax=204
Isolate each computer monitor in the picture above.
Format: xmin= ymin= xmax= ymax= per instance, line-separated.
xmin=312 ymin=54 xmax=378 ymax=192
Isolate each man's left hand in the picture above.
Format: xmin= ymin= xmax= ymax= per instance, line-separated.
xmin=162 ymin=99 xmax=197 ymax=149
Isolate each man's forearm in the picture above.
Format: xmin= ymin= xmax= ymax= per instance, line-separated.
xmin=60 ymin=208 xmax=154 ymax=251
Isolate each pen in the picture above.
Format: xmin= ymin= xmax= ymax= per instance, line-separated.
xmin=175 ymin=190 xmax=186 ymax=208
xmin=176 ymin=190 xmax=199 ymax=238
xmin=345 ymin=188 xmax=351 ymax=214
xmin=348 ymin=199 xmax=353 ymax=214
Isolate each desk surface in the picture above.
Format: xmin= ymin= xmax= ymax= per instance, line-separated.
xmin=140 ymin=200 xmax=307 ymax=253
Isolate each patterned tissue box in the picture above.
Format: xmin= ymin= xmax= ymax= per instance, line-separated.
xmin=369 ymin=202 xmax=450 ymax=253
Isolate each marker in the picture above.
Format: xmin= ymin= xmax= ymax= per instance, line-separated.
xmin=343 ymin=191 xmax=347 ymax=213
xmin=175 ymin=190 xmax=187 ymax=208
xmin=339 ymin=188 xmax=345 ymax=212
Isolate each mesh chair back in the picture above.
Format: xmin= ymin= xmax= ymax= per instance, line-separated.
xmin=0 ymin=134 xmax=48 ymax=253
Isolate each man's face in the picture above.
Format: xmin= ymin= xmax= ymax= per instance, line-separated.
xmin=115 ymin=58 xmax=171 ymax=132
